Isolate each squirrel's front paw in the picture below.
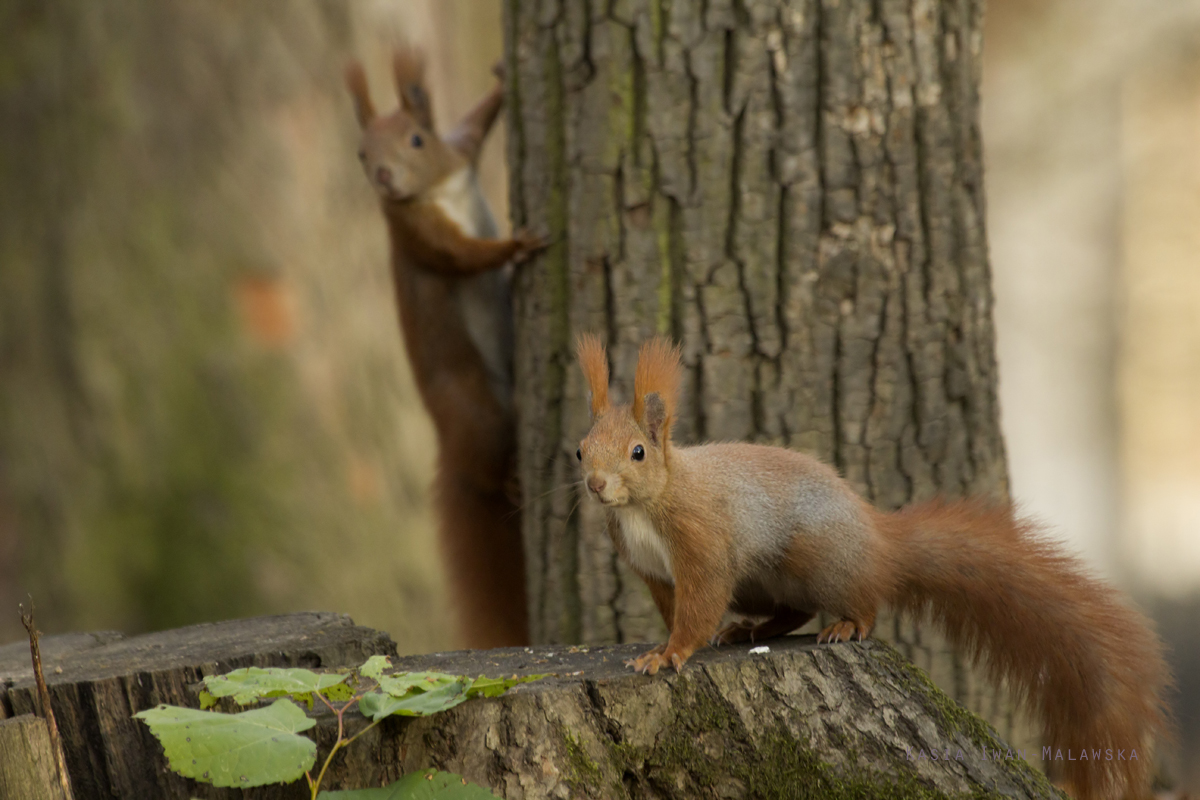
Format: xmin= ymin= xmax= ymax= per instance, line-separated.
xmin=511 ymin=228 xmax=548 ymax=264
xmin=624 ymin=643 xmax=665 ymax=671
xmin=626 ymin=643 xmax=686 ymax=675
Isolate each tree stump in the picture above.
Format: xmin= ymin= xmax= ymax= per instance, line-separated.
xmin=0 ymin=715 xmax=69 ymax=800
xmin=0 ymin=613 xmax=1061 ymax=799
xmin=0 ymin=612 xmax=396 ymax=800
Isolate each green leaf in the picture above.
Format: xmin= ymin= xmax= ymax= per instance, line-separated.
xmin=317 ymin=769 xmax=499 ymax=799
xmin=359 ymin=655 xmax=392 ymax=680
xmin=198 ymin=690 xmax=217 ymax=710
xmin=466 ymin=674 xmax=546 ymax=699
xmin=357 ymin=671 xmax=546 ymax=721
xmin=134 ymin=699 xmax=316 ymax=787
xmin=376 ymin=671 xmax=459 ymax=697
xmin=321 ymin=682 xmax=356 ymax=702
xmin=358 ymin=681 xmax=471 ymax=721
xmin=202 ymin=667 xmax=349 ymax=705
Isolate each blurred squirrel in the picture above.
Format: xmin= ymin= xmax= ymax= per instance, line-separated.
xmin=575 ymin=334 xmax=1169 ymax=800
xmin=346 ymin=50 xmax=540 ymax=648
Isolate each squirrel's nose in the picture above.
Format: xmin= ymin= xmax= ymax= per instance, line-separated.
xmin=586 ymin=475 xmax=607 ymax=495
xmin=375 ymin=166 xmax=393 ymax=187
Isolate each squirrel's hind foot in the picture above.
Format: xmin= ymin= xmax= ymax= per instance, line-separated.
xmin=817 ymin=618 xmax=871 ymax=644
xmin=714 ymin=608 xmax=815 ymax=646
xmin=712 ymin=619 xmax=756 ymax=646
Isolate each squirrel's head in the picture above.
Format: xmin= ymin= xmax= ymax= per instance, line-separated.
xmin=575 ymin=335 xmax=682 ymax=508
xmin=345 ymin=49 xmax=463 ymax=203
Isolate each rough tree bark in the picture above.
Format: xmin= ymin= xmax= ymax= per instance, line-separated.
xmin=506 ymin=0 xmax=1031 ymax=749
xmin=0 ymin=615 xmax=1060 ymax=800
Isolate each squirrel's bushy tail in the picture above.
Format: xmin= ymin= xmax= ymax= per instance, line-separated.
xmin=877 ymin=500 xmax=1169 ymax=800
xmin=434 ymin=470 xmax=529 ymax=649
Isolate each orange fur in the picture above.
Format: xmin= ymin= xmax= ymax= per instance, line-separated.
xmin=435 ymin=465 xmax=527 ymax=648
xmin=877 ymin=500 xmax=1169 ymax=800
xmin=390 ymin=204 xmax=528 ymax=274
xmin=348 ymin=51 xmax=537 ymax=648
xmin=344 ymin=62 xmax=375 ymax=127
xmin=575 ymin=334 xmax=610 ymax=416
xmin=631 ymin=336 xmax=682 ymax=431
xmin=446 ymin=82 xmax=505 ymax=163
xmin=391 ymin=47 xmax=425 ymax=87
xmin=391 ymin=48 xmax=432 ymax=129
xmin=576 ymin=338 xmax=1170 ymax=800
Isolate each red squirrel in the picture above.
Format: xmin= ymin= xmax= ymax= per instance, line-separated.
xmin=576 ymin=334 xmax=1169 ymax=800
xmin=345 ymin=51 xmax=540 ymax=648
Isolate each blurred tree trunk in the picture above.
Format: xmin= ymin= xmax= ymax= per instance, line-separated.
xmin=0 ymin=2 xmax=460 ymax=652
xmin=506 ymin=0 xmax=1033 ymax=749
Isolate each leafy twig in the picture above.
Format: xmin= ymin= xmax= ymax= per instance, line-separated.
xmin=307 ymin=684 xmax=382 ymax=800
xmin=309 ymin=689 xmax=344 ymax=799
xmin=20 ymin=599 xmax=74 ymax=800
xmin=135 ymin=661 xmax=539 ymax=795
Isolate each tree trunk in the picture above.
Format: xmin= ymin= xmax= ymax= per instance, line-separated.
xmin=506 ymin=0 xmax=1030 ymax=748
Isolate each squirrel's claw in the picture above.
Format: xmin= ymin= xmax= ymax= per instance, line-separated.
xmin=627 ymin=643 xmax=687 ymax=675
xmin=626 ymin=642 xmax=667 ymax=673
xmin=817 ymin=619 xmax=869 ymax=644
xmin=637 ymin=653 xmax=663 ymax=675
xmin=712 ymin=619 xmax=755 ymax=646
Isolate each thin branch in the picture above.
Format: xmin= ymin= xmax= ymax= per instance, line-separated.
xmin=342 ymin=717 xmax=383 ymax=747
xmin=20 ymin=599 xmax=74 ymax=800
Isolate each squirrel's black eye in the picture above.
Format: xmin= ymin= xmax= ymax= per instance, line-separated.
xmin=632 ymin=445 xmax=645 ymax=461
xmin=357 ymin=148 xmax=366 ymax=161
xmin=410 ymin=133 xmax=423 ymax=148
xmin=576 ymin=448 xmax=582 ymax=461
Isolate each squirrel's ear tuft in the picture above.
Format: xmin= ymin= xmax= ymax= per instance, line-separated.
xmin=344 ymin=61 xmax=375 ymax=128
xmin=642 ymin=393 xmax=668 ymax=446
xmin=576 ymin=333 xmax=610 ymax=417
xmin=632 ymin=337 xmax=682 ymax=444
xmin=393 ymin=47 xmax=434 ymax=130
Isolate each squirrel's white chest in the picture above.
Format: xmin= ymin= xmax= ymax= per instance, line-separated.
xmin=429 ymin=168 xmax=494 ymax=238
xmin=613 ymin=506 xmax=673 ymax=584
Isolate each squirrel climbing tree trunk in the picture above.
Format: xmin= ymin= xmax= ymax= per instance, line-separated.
xmin=505 ymin=0 xmax=1033 ymax=749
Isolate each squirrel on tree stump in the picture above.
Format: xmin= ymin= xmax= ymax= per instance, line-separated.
xmin=576 ymin=334 xmax=1170 ymax=800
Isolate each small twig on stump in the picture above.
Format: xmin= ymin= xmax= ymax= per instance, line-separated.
xmin=20 ymin=599 xmax=75 ymax=800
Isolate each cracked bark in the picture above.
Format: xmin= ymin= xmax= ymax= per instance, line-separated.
xmin=0 ymin=613 xmax=397 ymax=800
xmin=0 ymin=615 xmax=1063 ymax=800
xmin=507 ymin=0 xmax=1030 ymax=751
xmin=376 ymin=636 xmax=1060 ymax=800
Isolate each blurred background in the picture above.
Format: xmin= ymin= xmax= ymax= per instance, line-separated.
xmin=0 ymin=0 xmax=1196 ymax=788
xmin=985 ymin=0 xmax=1200 ymax=786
